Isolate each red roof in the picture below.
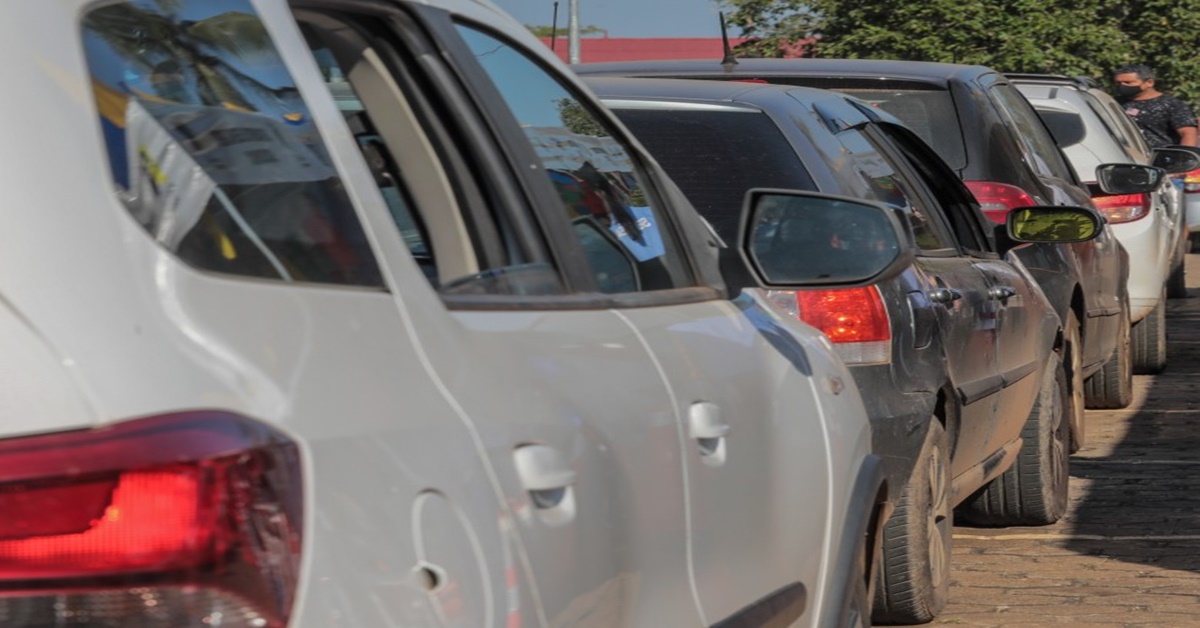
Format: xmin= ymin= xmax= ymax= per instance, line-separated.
xmin=538 ymin=37 xmax=748 ymax=63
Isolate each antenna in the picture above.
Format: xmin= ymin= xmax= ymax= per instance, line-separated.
xmin=719 ymin=11 xmax=738 ymax=69
xmin=550 ymin=1 xmax=559 ymax=52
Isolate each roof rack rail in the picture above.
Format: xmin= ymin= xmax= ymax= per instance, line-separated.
xmin=1004 ymin=72 xmax=1104 ymax=90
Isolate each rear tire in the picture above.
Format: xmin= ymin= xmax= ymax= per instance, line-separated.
xmin=872 ymin=421 xmax=950 ymax=625
xmin=1084 ymin=304 xmax=1133 ymax=409
xmin=956 ymin=353 xmax=1070 ymax=526
xmin=1131 ymin=291 xmax=1167 ymax=374
xmin=1167 ymin=260 xmax=1188 ymax=299
xmin=1063 ymin=310 xmax=1085 ymax=452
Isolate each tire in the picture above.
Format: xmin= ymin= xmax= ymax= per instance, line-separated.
xmin=956 ymin=353 xmax=1070 ymax=526
xmin=1084 ymin=304 xmax=1133 ymax=409
xmin=1131 ymin=291 xmax=1167 ymax=374
xmin=872 ymin=421 xmax=950 ymax=625
xmin=1063 ymin=310 xmax=1085 ymax=452
xmin=1167 ymin=260 xmax=1188 ymax=299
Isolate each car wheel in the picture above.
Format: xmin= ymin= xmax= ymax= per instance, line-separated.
xmin=1131 ymin=291 xmax=1167 ymax=374
xmin=957 ymin=352 xmax=1070 ymax=526
xmin=1167 ymin=260 xmax=1188 ymax=299
xmin=1063 ymin=310 xmax=1085 ymax=452
xmin=872 ymin=420 xmax=950 ymax=625
xmin=1084 ymin=304 xmax=1133 ymax=409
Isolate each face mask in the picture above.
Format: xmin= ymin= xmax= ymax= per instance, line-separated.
xmin=1115 ymin=83 xmax=1144 ymax=99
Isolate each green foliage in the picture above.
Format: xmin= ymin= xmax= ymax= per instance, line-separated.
xmin=721 ymin=0 xmax=1200 ymax=105
xmin=526 ymin=24 xmax=605 ymax=38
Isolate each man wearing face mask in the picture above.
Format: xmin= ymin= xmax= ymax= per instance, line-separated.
xmin=1113 ymin=64 xmax=1198 ymax=148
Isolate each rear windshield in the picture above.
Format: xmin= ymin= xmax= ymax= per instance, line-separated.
xmin=609 ymin=108 xmax=815 ymax=242
xmin=727 ymin=78 xmax=966 ymax=170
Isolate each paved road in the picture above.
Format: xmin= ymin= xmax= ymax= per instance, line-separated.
xmin=936 ymin=252 xmax=1200 ymax=626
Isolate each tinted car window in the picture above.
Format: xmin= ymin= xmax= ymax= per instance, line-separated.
xmin=83 ymin=0 xmax=383 ymax=288
xmin=749 ymin=77 xmax=968 ymax=170
xmin=831 ymin=126 xmax=953 ymax=251
xmin=991 ymin=85 xmax=1079 ymax=182
xmin=609 ymin=108 xmax=815 ymax=242
xmin=456 ymin=26 xmax=694 ymax=294
xmin=1037 ymin=109 xmax=1088 ymax=148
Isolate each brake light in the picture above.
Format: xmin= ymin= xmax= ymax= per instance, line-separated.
xmin=0 ymin=411 xmax=302 ymax=627
xmin=1092 ymin=191 xmax=1151 ymax=223
xmin=767 ymin=286 xmax=891 ymax=364
xmin=1184 ymin=168 xmax=1200 ymax=193
xmin=963 ymin=181 xmax=1037 ymax=224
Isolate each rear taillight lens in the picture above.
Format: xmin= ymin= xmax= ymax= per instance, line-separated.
xmin=0 ymin=411 xmax=302 ymax=627
xmin=1092 ymin=191 xmax=1151 ymax=223
xmin=963 ymin=181 xmax=1037 ymax=224
xmin=1184 ymin=168 xmax=1200 ymax=193
xmin=767 ymin=286 xmax=891 ymax=364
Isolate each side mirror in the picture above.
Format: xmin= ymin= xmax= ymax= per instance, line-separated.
xmin=737 ymin=189 xmax=913 ymax=288
xmin=1095 ymin=163 xmax=1166 ymax=194
xmin=1007 ymin=206 xmax=1101 ymax=243
xmin=1151 ymin=146 xmax=1200 ymax=175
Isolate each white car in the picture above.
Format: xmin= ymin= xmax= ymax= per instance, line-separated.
xmin=1013 ymin=75 xmax=1195 ymax=376
xmin=0 ymin=0 xmax=890 ymax=626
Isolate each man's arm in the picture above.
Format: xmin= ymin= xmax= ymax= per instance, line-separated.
xmin=1178 ymin=125 xmax=1199 ymax=147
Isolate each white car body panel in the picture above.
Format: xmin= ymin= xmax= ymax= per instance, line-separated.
xmin=0 ymin=0 xmax=879 ymax=626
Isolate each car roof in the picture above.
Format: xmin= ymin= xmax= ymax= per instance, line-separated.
xmin=575 ymin=58 xmax=998 ymax=86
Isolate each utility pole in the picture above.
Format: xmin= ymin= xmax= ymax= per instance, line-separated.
xmin=568 ymin=0 xmax=581 ymax=64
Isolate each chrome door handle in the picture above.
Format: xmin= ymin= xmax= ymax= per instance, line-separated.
xmin=988 ymin=286 xmax=1017 ymax=300
xmin=929 ymin=288 xmax=962 ymax=304
xmin=689 ymin=402 xmax=729 ymax=466
xmin=513 ymin=444 xmax=576 ymax=517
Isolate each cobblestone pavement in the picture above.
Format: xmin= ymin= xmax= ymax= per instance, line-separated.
xmin=935 ymin=252 xmax=1200 ymax=626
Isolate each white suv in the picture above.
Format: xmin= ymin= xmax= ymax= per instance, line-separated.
xmin=1013 ymin=75 xmax=1194 ymax=379
xmin=0 ymin=0 xmax=893 ymax=626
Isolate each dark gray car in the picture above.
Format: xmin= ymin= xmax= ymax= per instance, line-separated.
xmin=584 ymin=76 xmax=1113 ymax=624
xmin=576 ymin=58 xmax=1133 ymax=452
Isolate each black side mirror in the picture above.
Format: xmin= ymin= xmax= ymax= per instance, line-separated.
xmin=1007 ymin=205 xmax=1102 ymax=243
xmin=1151 ymin=146 xmax=1200 ymax=175
xmin=1095 ymin=163 xmax=1166 ymax=194
xmin=736 ymin=189 xmax=913 ymax=289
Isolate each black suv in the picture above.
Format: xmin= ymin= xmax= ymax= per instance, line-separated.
xmin=583 ymin=76 xmax=1136 ymax=624
xmin=577 ymin=59 xmax=1133 ymax=452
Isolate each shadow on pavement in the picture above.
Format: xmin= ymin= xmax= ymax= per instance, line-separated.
xmin=1063 ymin=253 xmax=1200 ymax=573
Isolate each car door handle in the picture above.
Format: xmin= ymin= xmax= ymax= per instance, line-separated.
xmin=689 ymin=402 xmax=730 ymax=466
xmin=988 ymin=286 xmax=1017 ymax=300
xmin=929 ymin=288 xmax=962 ymax=304
xmin=513 ymin=444 xmax=576 ymax=513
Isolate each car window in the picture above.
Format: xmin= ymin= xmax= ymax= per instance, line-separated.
xmin=830 ymin=126 xmax=954 ymax=252
xmin=874 ymin=124 xmax=994 ymax=254
xmin=606 ymin=106 xmax=814 ymax=243
xmin=991 ymin=85 xmax=1079 ymax=183
xmin=82 ymin=0 xmax=383 ymax=288
xmin=767 ymin=79 xmax=967 ymax=170
xmin=455 ymin=25 xmax=695 ymax=294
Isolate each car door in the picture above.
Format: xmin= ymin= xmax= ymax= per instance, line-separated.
xmin=289 ymin=5 xmax=699 ymax=626
xmin=835 ymin=122 xmax=1005 ymax=476
xmin=440 ymin=20 xmax=832 ymax=626
xmin=873 ymin=123 xmax=1050 ymax=456
xmin=80 ymin=1 xmax=541 ymax=625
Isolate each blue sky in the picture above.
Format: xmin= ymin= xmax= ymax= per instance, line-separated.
xmin=493 ymin=0 xmax=727 ymax=38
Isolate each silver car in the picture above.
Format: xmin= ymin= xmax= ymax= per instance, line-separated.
xmin=0 ymin=0 xmax=892 ymax=626
xmin=1012 ymin=75 xmax=1195 ymax=382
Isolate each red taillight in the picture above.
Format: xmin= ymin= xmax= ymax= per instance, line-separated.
xmin=1092 ymin=191 xmax=1151 ymax=223
xmin=767 ymin=286 xmax=891 ymax=364
xmin=1184 ymin=168 xmax=1200 ymax=193
xmin=0 ymin=412 xmax=302 ymax=627
xmin=963 ymin=181 xmax=1037 ymax=224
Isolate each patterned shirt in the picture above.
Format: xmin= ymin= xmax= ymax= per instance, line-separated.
xmin=1122 ymin=94 xmax=1197 ymax=148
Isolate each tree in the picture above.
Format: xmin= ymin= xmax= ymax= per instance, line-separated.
xmin=720 ymin=0 xmax=1200 ymax=103
xmin=526 ymin=24 xmax=606 ymax=38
